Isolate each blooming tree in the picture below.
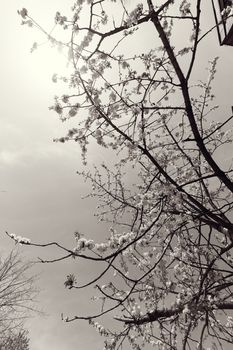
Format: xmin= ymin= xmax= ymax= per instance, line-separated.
xmin=13 ymin=1 xmax=233 ymax=349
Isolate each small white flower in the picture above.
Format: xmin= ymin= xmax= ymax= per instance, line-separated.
xmin=222 ymin=227 xmax=229 ymax=234
xmin=69 ymin=107 xmax=78 ymax=117
xmin=18 ymin=8 xmax=28 ymax=19
xmin=183 ymin=305 xmax=190 ymax=314
xmin=30 ymin=42 xmax=37 ymax=53
xmin=54 ymin=103 xmax=63 ymax=114
xmin=95 ymin=129 xmax=102 ymax=137
xmin=52 ymin=74 xmax=58 ymax=83
xmin=80 ymin=65 xmax=88 ymax=74
xmin=95 ymin=243 xmax=107 ymax=252
xmin=86 ymin=240 xmax=95 ymax=249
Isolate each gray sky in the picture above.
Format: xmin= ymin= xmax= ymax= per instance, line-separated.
xmin=0 ymin=1 xmax=233 ymax=349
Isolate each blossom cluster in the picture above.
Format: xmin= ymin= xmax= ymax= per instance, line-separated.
xmin=55 ymin=11 xmax=67 ymax=26
xmin=88 ymin=319 xmax=109 ymax=337
xmin=73 ymin=237 xmax=95 ymax=253
xmin=221 ymin=4 xmax=233 ymax=17
xmin=125 ymin=4 xmax=143 ymax=27
xmin=73 ymin=230 xmax=136 ymax=255
xmin=130 ymin=303 xmax=143 ymax=318
xmin=9 ymin=233 xmax=31 ymax=245
xmin=226 ymin=316 xmax=233 ymax=328
xmin=179 ymin=2 xmax=191 ymax=16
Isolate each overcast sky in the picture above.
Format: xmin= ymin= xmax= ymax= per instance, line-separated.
xmin=0 ymin=1 xmax=233 ymax=350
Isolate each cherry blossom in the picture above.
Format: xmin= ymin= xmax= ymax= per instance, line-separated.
xmin=12 ymin=1 xmax=233 ymax=349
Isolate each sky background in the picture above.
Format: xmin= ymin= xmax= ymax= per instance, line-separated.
xmin=0 ymin=1 xmax=233 ymax=349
